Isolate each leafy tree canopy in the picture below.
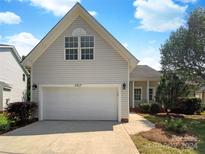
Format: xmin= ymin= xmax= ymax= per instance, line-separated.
xmin=160 ymin=8 xmax=205 ymax=86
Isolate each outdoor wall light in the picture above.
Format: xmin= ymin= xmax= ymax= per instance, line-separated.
xmin=122 ymin=83 xmax=126 ymax=90
xmin=32 ymin=84 xmax=37 ymax=90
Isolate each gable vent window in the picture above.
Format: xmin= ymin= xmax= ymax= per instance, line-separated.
xmin=65 ymin=37 xmax=78 ymax=60
xmin=81 ymin=36 xmax=94 ymax=60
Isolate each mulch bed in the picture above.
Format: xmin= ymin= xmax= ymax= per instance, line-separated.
xmin=156 ymin=112 xmax=205 ymax=120
xmin=156 ymin=113 xmax=185 ymax=118
xmin=139 ymin=128 xmax=198 ymax=149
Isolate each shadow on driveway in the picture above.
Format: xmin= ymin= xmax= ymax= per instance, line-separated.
xmin=3 ymin=121 xmax=119 ymax=136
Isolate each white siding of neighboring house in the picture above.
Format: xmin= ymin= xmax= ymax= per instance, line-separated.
xmin=32 ymin=16 xmax=129 ymax=119
xmin=0 ymin=48 xmax=27 ymax=110
xmin=0 ymin=86 xmax=2 ymax=111
xmin=3 ymin=90 xmax=11 ymax=110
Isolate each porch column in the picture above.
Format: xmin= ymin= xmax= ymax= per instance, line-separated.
xmin=147 ymin=80 xmax=150 ymax=103
xmin=132 ymin=81 xmax=135 ymax=108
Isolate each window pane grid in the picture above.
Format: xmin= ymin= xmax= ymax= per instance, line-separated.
xmin=65 ymin=49 xmax=78 ymax=60
xmin=65 ymin=37 xmax=78 ymax=48
xmin=81 ymin=36 xmax=94 ymax=60
xmin=81 ymin=48 xmax=93 ymax=60
xmin=134 ymin=89 xmax=141 ymax=101
xmin=65 ymin=36 xmax=94 ymax=60
xmin=81 ymin=36 xmax=94 ymax=47
xmin=149 ymin=88 xmax=153 ymax=101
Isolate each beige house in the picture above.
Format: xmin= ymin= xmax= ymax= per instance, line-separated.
xmin=22 ymin=3 xmax=160 ymax=122
xmin=129 ymin=65 xmax=161 ymax=109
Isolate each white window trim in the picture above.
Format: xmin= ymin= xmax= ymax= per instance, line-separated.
xmin=134 ymin=87 xmax=142 ymax=102
xmin=64 ymin=48 xmax=78 ymax=61
xmin=149 ymin=87 xmax=155 ymax=101
xmin=64 ymin=35 xmax=95 ymax=61
xmin=80 ymin=35 xmax=95 ymax=60
xmin=64 ymin=36 xmax=78 ymax=61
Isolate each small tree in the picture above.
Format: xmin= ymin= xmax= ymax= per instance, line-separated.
xmin=156 ymin=72 xmax=190 ymax=111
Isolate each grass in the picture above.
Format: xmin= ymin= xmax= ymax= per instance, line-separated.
xmin=131 ymin=114 xmax=205 ymax=154
xmin=200 ymin=111 xmax=205 ymax=116
xmin=0 ymin=114 xmax=37 ymax=135
xmin=0 ymin=114 xmax=11 ymax=133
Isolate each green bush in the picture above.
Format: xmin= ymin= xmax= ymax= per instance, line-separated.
xmin=164 ymin=118 xmax=188 ymax=134
xmin=138 ymin=103 xmax=151 ymax=113
xmin=150 ymin=103 xmax=161 ymax=114
xmin=0 ymin=115 xmax=11 ymax=132
xmin=172 ymin=97 xmax=202 ymax=114
xmin=6 ymin=102 xmax=37 ymax=124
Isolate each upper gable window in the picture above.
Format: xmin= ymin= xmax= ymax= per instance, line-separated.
xmin=64 ymin=36 xmax=94 ymax=60
xmin=65 ymin=37 xmax=78 ymax=60
xmin=81 ymin=36 xmax=94 ymax=60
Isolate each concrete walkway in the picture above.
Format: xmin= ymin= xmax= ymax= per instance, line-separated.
xmin=0 ymin=114 xmax=152 ymax=154
xmin=0 ymin=121 xmax=139 ymax=154
xmin=123 ymin=113 xmax=155 ymax=135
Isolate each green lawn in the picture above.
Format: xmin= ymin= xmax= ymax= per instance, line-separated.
xmin=132 ymin=114 xmax=205 ymax=154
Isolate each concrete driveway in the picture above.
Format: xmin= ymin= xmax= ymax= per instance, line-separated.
xmin=0 ymin=121 xmax=138 ymax=154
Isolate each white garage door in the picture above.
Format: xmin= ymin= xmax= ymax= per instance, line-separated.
xmin=42 ymin=86 xmax=118 ymax=120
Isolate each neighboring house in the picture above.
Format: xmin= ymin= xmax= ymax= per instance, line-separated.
xmin=195 ymin=87 xmax=205 ymax=104
xmin=0 ymin=45 xmax=28 ymax=111
xmin=22 ymin=3 xmax=160 ymax=122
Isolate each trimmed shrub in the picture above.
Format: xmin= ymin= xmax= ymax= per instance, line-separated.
xmin=172 ymin=97 xmax=202 ymax=114
xmin=150 ymin=103 xmax=161 ymax=114
xmin=138 ymin=103 xmax=151 ymax=113
xmin=164 ymin=118 xmax=188 ymax=134
xmin=6 ymin=102 xmax=37 ymax=124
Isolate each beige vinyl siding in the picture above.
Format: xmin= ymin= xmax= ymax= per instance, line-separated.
xmin=203 ymin=92 xmax=205 ymax=104
xmin=129 ymin=81 xmax=159 ymax=107
xmin=135 ymin=81 xmax=147 ymax=101
xmin=32 ymin=16 xmax=129 ymax=119
xmin=0 ymin=48 xmax=27 ymax=108
xmin=134 ymin=81 xmax=158 ymax=100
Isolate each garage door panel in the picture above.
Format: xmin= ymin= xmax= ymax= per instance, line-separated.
xmin=42 ymin=86 xmax=118 ymax=120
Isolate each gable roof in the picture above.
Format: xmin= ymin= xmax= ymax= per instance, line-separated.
xmin=22 ymin=3 xmax=139 ymax=70
xmin=0 ymin=44 xmax=29 ymax=76
xmin=130 ymin=65 xmax=161 ymax=81
xmin=0 ymin=81 xmax=12 ymax=89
